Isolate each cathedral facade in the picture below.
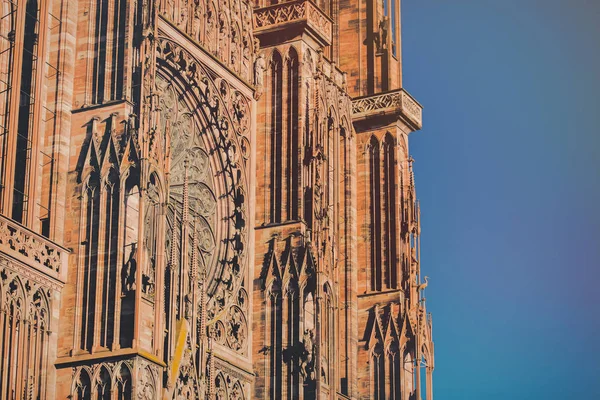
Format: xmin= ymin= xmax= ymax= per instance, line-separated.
xmin=0 ymin=0 xmax=433 ymax=398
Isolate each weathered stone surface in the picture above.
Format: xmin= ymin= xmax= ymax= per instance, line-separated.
xmin=0 ymin=0 xmax=433 ymax=399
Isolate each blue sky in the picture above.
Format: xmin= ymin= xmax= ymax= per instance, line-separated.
xmin=401 ymin=1 xmax=600 ymax=399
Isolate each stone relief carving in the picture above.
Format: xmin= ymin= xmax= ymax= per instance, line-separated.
xmin=351 ymin=89 xmax=423 ymax=127
xmin=253 ymin=0 xmax=333 ymax=43
xmin=0 ymin=215 xmax=65 ymax=276
xmin=158 ymin=0 xmax=255 ymax=82
xmin=155 ymin=38 xmax=251 ymax=358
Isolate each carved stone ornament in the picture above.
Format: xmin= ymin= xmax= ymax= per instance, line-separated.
xmin=156 ymin=38 xmax=251 ymax=355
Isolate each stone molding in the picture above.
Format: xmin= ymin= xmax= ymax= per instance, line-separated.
xmin=352 ymin=89 xmax=423 ymax=130
xmin=253 ymin=0 xmax=333 ymax=46
xmin=0 ymin=214 xmax=68 ymax=283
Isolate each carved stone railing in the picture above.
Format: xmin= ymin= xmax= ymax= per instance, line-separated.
xmin=0 ymin=214 xmax=68 ymax=283
xmin=253 ymin=0 xmax=332 ymax=46
xmin=352 ymin=89 xmax=423 ymax=130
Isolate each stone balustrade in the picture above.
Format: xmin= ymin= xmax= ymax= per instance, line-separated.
xmin=0 ymin=214 xmax=68 ymax=283
xmin=253 ymin=0 xmax=333 ymax=46
xmin=352 ymin=88 xmax=423 ymax=130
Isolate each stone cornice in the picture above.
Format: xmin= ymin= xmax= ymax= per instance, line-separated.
xmin=0 ymin=214 xmax=69 ymax=284
xmin=253 ymin=0 xmax=333 ymax=47
xmin=352 ymin=89 xmax=423 ymax=131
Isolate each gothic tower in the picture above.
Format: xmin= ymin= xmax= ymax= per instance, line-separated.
xmin=0 ymin=0 xmax=433 ymax=399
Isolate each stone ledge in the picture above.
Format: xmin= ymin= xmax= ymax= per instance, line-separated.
xmin=253 ymin=0 xmax=333 ymax=47
xmin=0 ymin=214 xmax=68 ymax=283
xmin=352 ymin=89 xmax=423 ymax=130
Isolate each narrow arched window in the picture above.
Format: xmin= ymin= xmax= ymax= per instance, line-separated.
xmin=384 ymin=134 xmax=397 ymax=289
xmin=0 ymin=279 xmax=24 ymax=398
xmin=286 ymin=283 xmax=300 ymax=397
xmin=269 ymin=287 xmax=283 ymax=399
xmin=81 ymin=174 xmax=100 ymax=351
xmin=389 ymin=342 xmax=402 ymax=399
xmin=92 ymin=0 xmax=108 ymax=104
xmin=372 ymin=343 xmax=385 ymax=400
xmin=12 ymin=0 xmax=40 ymax=222
xmin=119 ymin=172 xmax=139 ymax=348
xmin=96 ymin=367 xmax=111 ymax=400
xmin=74 ymin=370 xmax=92 ymax=400
xmin=286 ymin=48 xmax=300 ymax=220
xmin=99 ymin=170 xmax=120 ymax=348
xmin=115 ymin=364 xmax=132 ymax=400
xmin=369 ymin=136 xmax=382 ymax=291
xmin=0 ymin=0 xmax=16 ymax=206
xmin=270 ymin=51 xmax=283 ymax=223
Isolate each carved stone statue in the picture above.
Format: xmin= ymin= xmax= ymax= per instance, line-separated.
xmin=378 ymin=17 xmax=388 ymax=51
xmin=254 ymin=51 xmax=266 ymax=99
xmin=192 ymin=5 xmax=202 ymax=41
xmin=300 ymin=329 xmax=316 ymax=381
xmin=184 ymin=293 xmax=192 ymax=320
xmin=122 ymin=244 xmax=137 ymax=293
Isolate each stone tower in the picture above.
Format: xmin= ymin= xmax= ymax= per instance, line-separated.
xmin=0 ymin=0 xmax=433 ymax=399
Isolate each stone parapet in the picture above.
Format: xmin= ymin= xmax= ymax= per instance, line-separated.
xmin=352 ymin=88 xmax=423 ymax=130
xmin=253 ymin=0 xmax=333 ymax=47
xmin=0 ymin=214 xmax=68 ymax=284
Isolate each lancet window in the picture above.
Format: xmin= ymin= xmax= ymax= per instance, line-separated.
xmin=0 ymin=280 xmax=50 ymax=400
xmin=74 ymin=369 xmax=92 ymax=400
xmin=11 ymin=0 xmax=39 ymax=223
xmin=119 ymin=170 xmax=139 ymax=348
xmin=78 ymin=158 xmax=128 ymax=351
xmin=286 ymin=48 xmax=300 ymax=221
xmin=269 ymin=50 xmax=283 ymax=223
xmin=371 ymin=340 xmax=385 ymax=400
xmin=80 ymin=172 xmax=101 ymax=352
xmin=268 ymin=285 xmax=283 ymax=399
xmin=383 ymin=133 xmax=397 ymax=289
xmin=285 ymin=281 xmax=300 ymax=398
xmin=0 ymin=0 xmax=16 ymax=209
xmin=96 ymin=366 xmax=111 ymax=400
xmin=115 ymin=364 xmax=132 ymax=400
xmin=368 ymin=136 xmax=382 ymax=291
xmin=91 ymin=0 xmax=126 ymax=104
xmin=0 ymin=0 xmax=60 ymax=231
xmin=388 ymin=341 xmax=402 ymax=399
xmin=98 ymin=168 xmax=120 ymax=348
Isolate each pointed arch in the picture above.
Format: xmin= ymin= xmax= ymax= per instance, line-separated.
xmin=118 ymin=168 xmax=140 ymax=348
xmin=286 ymin=46 xmax=300 ymax=221
xmin=387 ymin=339 xmax=402 ymax=399
xmin=95 ymin=365 xmax=111 ymax=400
xmin=269 ymin=49 xmax=284 ymax=223
xmin=383 ymin=132 xmax=398 ymax=289
xmin=80 ymin=167 xmax=101 ymax=351
xmin=322 ymin=282 xmax=335 ymax=385
xmin=10 ymin=0 xmax=40 ymax=223
xmin=73 ymin=368 xmax=92 ymax=400
xmin=114 ymin=362 xmax=132 ymax=400
xmin=0 ymin=277 xmax=26 ymax=399
xmin=215 ymin=372 xmax=229 ymax=399
xmin=370 ymin=335 xmax=386 ymax=400
xmin=368 ymin=135 xmax=382 ymax=291
xmin=267 ymin=280 xmax=283 ymax=399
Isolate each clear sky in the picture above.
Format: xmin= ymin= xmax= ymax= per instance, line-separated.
xmin=401 ymin=1 xmax=600 ymax=399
